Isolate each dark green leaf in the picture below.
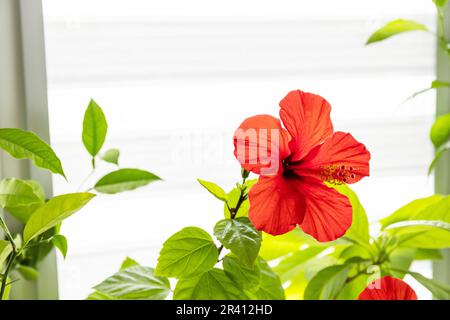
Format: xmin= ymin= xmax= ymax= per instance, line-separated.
xmin=0 ymin=178 xmax=45 ymax=223
xmin=23 ymin=193 xmax=95 ymax=244
xmin=197 ymin=178 xmax=227 ymax=201
xmin=254 ymin=257 xmax=285 ymax=300
xmin=101 ymin=148 xmax=120 ymax=166
xmin=52 ymin=234 xmax=68 ymax=259
xmin=0 ymin=128 xmax=65 ymax=178
xmin=304 ymin=265 xmax=352 ymax=300
xmin=94 ymin=266 xmax=170 ymax=300
xmin=222 ymin=254 xmax=260 ymax=290
xmin=82 ymin=99 xmax=108 ymax=158
xmin=120 ymin=256 xmax=139 ymax=271
xmin=214 ymin=217 xmax=261 ymax=266
xmin=430 ymin=113 xmax=450 ymax=149
xmin=94 ymin=168 xmax=161 ymax=194
xmin=173 ymin=268 xmax=247 ymax=300
xmin=366 ymin=19 xmax=429 ymax=45
xmin=155 ymin=227 xmax=218 ymax=279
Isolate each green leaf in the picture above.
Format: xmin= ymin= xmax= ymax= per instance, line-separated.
xmin=415 ymin=248 xmax=443 ymax=260
xmin=155 ymin=227 xmax=218 ymax=279
xmin=197 ymin=179 xmax=227 ymax=201
xmin=259 ymin=229 xmax=315 ymax=261
xmin=0 ymin=128 xmax=65 ymax=178
xmin=222 ymin=254 xmax=260 ymax=290
xmin=173 ymin=268 xmax=247 ymax=300
xmin=405 ymin=80 xmax=450 ymax=102
xmin=86 ymin=291 xmax=115 ymax=300
xmin=430 ymin=113 xmax=450 ymax=149
xmin=120 ymin=256 xmax=139 ymax=271
xmin=380 ymin=195 xmax=445 ymax=229
xmin=0 ymin=240 xmax=12 ymax=266
xmin=433 ymin=0 xmax=448 ymax=9
xmin=408 ymin=270 xmax=450 ymax=300
xmin=82 ymin=99 xmax=108 ymax=158
xmin=52 ymin=234 xmax=68 ymax=258
xmin=331 ymin=184 xmax=370 ymax=244
xmin=94 ymin=266 xmax=170 ymax=300
xmin=101 ymin=148 xmax=120 ymax=166
xmin=214 ymin=217 xmax=261 ymax=266
xmin=428 ymin=146 xmax=450 ymax=175
xmin=388 ymin=247 xmax=416 ymax=279
xmin=223 ymin=187 xmax=249 ymax=218
xmin=337 ymin=272 xmax=369 ymax=300
xmin=254 ymin=257 xmax=285 ymax=300
xmin=0 ymin=178 xmax=45 ymax=223
xmin=366 ymin=19 xmax=429 ymax=45
xmin=23 ymin=192 xmax=95 ymax=244
xmin=94 ymin=168 xmax=161 ymax=194
xmin=304 ymin=264 xmax=352 ymax=300
xmin=17 ymin=265 xmax=39 ymax=280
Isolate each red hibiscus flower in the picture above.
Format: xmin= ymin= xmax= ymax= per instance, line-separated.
xmin=358 ymin=276 xmax=418 ymax=300
xmin=233 ymin=90 xmax=370 ymax=241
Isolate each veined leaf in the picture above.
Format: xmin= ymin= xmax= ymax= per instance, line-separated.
xmin=430 ymin=113 xmax=450 ymax=149
xmin=214 ymin=217 xmax=261 ymax=266
xmin=86 ymin=291 xmax=115 ymax=300
xmin=304 ymin=264 xmax=352 ymax=300
xmin=94 ymin=168 xmax=161 ymax=194
xmin=366 ymin=19 xmax=429 ymax=45
xmin=254 ymin=257 xmax=285 ymax=300
xmin=94 ymin=266 xmax=170 ymax=300
xmin=52 ymin=234 xmax=68 ymax=259
xmin=23 ymin=193 xmax=95 ymax=244
xmin=155 ymin=227 xmax=218 ymax=279
xmin=0 ymin=178 xmax=45 ymax=223
xmin=101 ymin=148 xmax=120 ymax=166
xmin=82 ymin=99 xmax=108 ymax=159
xmin=197 ymin=178 xmax=227 ymax=201
xmin=0 ymin=128 xmax=65 ymax=178
xmin=120 ymin=256 xmax=139 ymax=271
xmin=173 ymin=268 xmax=247 ymax=300
xmin=0 ymin=240 xmax=12 ymax=266
xmin=222 ymin=254 xmax=260 ymax=290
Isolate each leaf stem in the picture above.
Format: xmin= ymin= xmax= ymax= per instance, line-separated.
xmin=77 ymin=167 xmax=96 ymax=192
xmin=0 ymin=250 xmax=16 ymax=299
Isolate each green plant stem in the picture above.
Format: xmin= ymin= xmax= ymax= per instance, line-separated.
xmin=77 ymin=167 xmax=95 ymax=192
xmin=0 ymin=216 xmax=16 ymax=253
xmin=0 ymin=250 xmax=16 ymax=299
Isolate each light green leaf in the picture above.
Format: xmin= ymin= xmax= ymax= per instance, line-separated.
xmin=155 ymin=227 xmax=218 ymax=279
xmin=94 ymin=168 xmax=161 ymax=194
xmin=332 ymin=184 xmax=370 ymax=244
xmin=304 ymin=264 xmax=352 ymax=300
xmin=430 ymin=113 xmax=450 ymax=149
xmin=388 ymin=247 xmax=416 ymax=279
xmin=52 ymin=234 xmax=68 ymax=259
xmin=214 ymin=217 xmax=261 ymax=266
xmin=94 ymin=266 xmax=170 ymax=300
xmin=415 ymin=248 xmax=443 ymax=260
xmin=259 ymin=229 xmax=315 ymax=261
xmin=101 ymin=148 xmax=120 ymax=166
xmin=82 ymin=99 xmax=108 ymax=159
xmin=0 ymin=240 xmax=12 ymax=266
xmin=408 ymin=270 xmax=450 ymax=300
xmin=366 ymin=19 xmax=429 ymax=45
xmin=0 ymin=178 xmax=45 ymax=223
xmin=120 ymin=256 xmax=139 ymax=271
xmin=197 ymin=178 xmax=227 ymax=201
xmin=222 ymin=254 xmax=260 ymax=290
xmin=254 ymin=257 xmax=285 ymax=300
xmin=0 ymin=128 xmax=65 ymax=178
xmin=23 ymin=192 xmax=95 ymax=244
xmin=173 ymin=268 xmax=247 ymax=300
xmin=428 ymin=146 xmax=450 ymax=175
xmin=17 ymin=265 xmax=39 ymax=280
xmin=337 ymin=272 xmax=369 ymax=300
xmin=223 ymin=187 xmax=249 ymax=218
xmin=86 ymin=291 xmax=115 ymax=300
xmin=434 ymin=0 xmax=448 ymax=9
xmin=388 ymin=224 xmax=450 ymax=249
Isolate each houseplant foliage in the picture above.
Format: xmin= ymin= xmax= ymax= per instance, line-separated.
xmin=89 ymin=90 xmax=450 ymax=300
xmin=0 ymin=100 xmax=160 ymax=299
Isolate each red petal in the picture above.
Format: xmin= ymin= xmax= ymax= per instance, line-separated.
xmin=358 ymin=276 xmax=418 ymax=300
xmin=299 ymin=177 xmax=352 ymax=242
xmin=233 ymin=115 xmax=290 ymax=175
xmin=279 ymin=90 xmax=333 ymax=162
xmin=248 ymin=175 xmax=305 ymax=235
xmin=294 ymin=132 xmax=370 ymax=184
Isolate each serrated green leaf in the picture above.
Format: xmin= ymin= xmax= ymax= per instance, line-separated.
xmin=304 ymin=264 xmax=352 ymax=300
xmin=222 ymin=254 xmax=260 ymax=290
xmin=214 ymin=217 xmax=261 ymax=266
xmin=120 ymin=256 xmax=139 ymax=271
xmin=155 ymin=227 xmax=218 ymax=279
xmin=430 ymin=113 xmax=450 ymax=149
xmin=0 ymin=128 xmax=65 ymax=178
xmin=52 ymin=234 xmax=68 ymax=259
xmin=23 ymin=192 xmax=95 ymax=244
xmin=173 ymin=268 xmax=247 ymax=300
xmin=223 ymin=187 xmax=249 ymax=218
xmin=101 ymin=148 xmax=120 ymax=166
xmin=254 ymin=257 xmax=285 ymax=300
xmin=94 ymin=266 xmax=170 ymax=300
xmin=197 ymin=178 xmax=227 ymax=201
xmin=366 ymin=19 xmax=429 ymax=45
xmin=0 ymin=178 xmax=45 ymax=223
xmin=82 ymin=99 xmax=108 ymax=159
xmin=0 ymin=240 xmax=12 ymax=266
xmin=94 ymin=168 xmax=161 ymax=194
